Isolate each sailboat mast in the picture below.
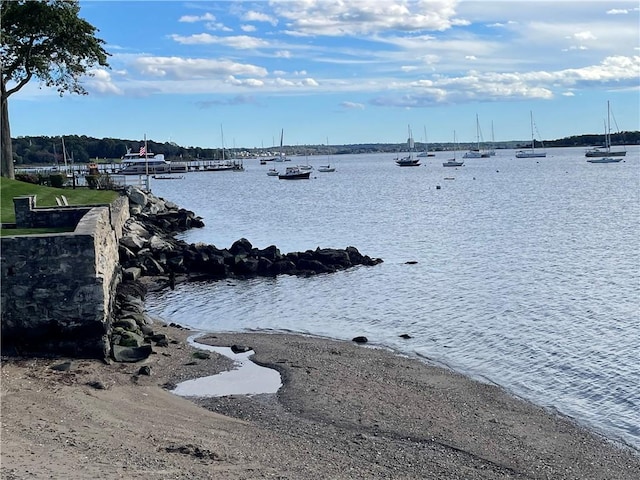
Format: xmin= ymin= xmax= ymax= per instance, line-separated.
xmin=220 ymin=124 xmax=225 ymax=160
xmin=530 ymin=111 xmax=535 ymax=153
xmin=606 ymin=100 xmax=611 ymax=151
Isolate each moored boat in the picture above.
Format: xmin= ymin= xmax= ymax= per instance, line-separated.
xmin=515 ymin=111 xmax=546 ymax=158
xmin=118 ymin=148 xmax=172 ymax=175
xmin=279 ymin=166 xmax=311 ymax=179
xmin=585 ymin=101 xmax=626 ymax=159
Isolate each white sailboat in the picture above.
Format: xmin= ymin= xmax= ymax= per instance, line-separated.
xmin=318 ymin=137 xmax=336 ymax=172
xmin=463 ymin=114 xmax=489 ymax=158
xmin=443 ymin=131 xmax=464 ymax=167
xmin=515 ymin=111 xmax=546 ymax=158
xmin=417 ymin=126 xmax=435 ymax=157
xmin=586 ymin=101 xmax=626 ymax=161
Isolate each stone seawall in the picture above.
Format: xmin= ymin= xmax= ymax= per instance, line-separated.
xmin=0 ymin=196 xmax=129 ymax=357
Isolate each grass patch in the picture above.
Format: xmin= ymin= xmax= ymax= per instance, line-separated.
xmin=1 ymin=177 xmax=119 ymax=225
xmin=2 ymin=227 xmax=74 ymax=237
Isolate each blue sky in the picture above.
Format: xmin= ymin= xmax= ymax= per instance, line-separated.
xmin=8 ymin=0 xmax=640 ymax=149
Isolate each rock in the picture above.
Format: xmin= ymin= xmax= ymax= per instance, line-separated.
xmin=50 ymin=361 xmax=73 ymax=372
xmin=123 ymin=267 xmax=142 ymax=281
xmin=138 ymin=365 xmax=151 ymax=376
xmin=231 ymin=344 xmax=252 ymax=354
xmin=399 ymin=334 xmax=412 ymax=339
xmin=112 ymin=344 xmax=153 ymax=362
xmin=352 ymin=336 xmax=368 ymax=344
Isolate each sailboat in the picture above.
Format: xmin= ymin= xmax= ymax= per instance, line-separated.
xmin=486 ymin=121 xmax=497 ymax=156
xmin=463 ymin=114 xmax=489 ymax=158
xmin=443 ymin=131 xmax=464 ymax=167
xmin=317 ymin=138 xmax=336 ymax=172
xmin=586 ymin=101 xmax=626 ymax=161
xmin=274 ymin=129 xmax=290 ymax=162
xmin=515 ymin=111 xmax=546 ymax=158
xmin=205 ymin=125 xmax=241 ymax=171
xmin=395 ymin=125 xmax=421 ymax=166
xmin=417 ymin=126 xmax=435 ymax=157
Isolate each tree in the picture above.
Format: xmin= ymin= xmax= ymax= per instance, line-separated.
xmin=1 ymin=0 xmax=109 ymax=178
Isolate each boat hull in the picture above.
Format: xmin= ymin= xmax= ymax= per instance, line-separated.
xmin=587 ymin=157 xmax=623 ymax=163
xmin=515 ymin=151 xmax=546 ymax=158
xmin=279 ymin=172 xmax=311 ymax=179
xmin=585 ymin=150 xmax=626 ymax=158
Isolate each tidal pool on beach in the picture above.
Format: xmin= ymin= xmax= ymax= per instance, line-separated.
xmin=171 ymin=335 xmax=282 ymax=397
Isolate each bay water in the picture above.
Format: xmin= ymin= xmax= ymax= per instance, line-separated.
xmin=145 ymin=146 xmax=639 ymax=450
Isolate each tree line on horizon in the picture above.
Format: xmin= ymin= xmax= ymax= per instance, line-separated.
xmin=10 ymin=131 xmax=639 ymax=167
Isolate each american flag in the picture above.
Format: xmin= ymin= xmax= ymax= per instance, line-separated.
xmin=139 ymin=146 xmax=146 ymax=156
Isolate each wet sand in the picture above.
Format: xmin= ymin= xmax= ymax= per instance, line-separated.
xmin=1 ymin=323 xmax=638 ymax=479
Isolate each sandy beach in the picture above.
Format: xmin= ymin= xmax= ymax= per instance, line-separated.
xmin=1 ymin=322 xmax=639 ymax=479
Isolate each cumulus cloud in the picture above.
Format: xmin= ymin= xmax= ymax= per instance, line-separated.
xmin=170 ymin=34 xmax=270 ymax=49
xmin=85 ymin=69 xmax=123 ymax=95
xmin=369 ymin=55 xmax=640 ymax=107
xmin=271 ymin=0 xmax=465 ymax=36
xmin=179 ymin=13 xmax=216 ymax=23
xmin=131 ymin=56 xmax=268 ymax=80
xmin=243 ymin=10 xmax=278 ymax=26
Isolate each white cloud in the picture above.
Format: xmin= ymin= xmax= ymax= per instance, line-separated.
xmin=341 ymin=101 xmax=365 ymax=109
xmin=243 ymin=10 xmax=278 ymax=26
xmin=241 ymin=25 xmax=257 ymax=32
xmin=85 ymin=69 xmax=122 ymax=95
xmin=179 ymin=13 xmax=216 ymax=23
xmin=271 ymin=0 xmax=465 ymax=36
xmin=170 ymin=34 xmax=270 ymax=49
xmin=572 ymin=31 xmax=597 ymax=41
xmin=131 ymin=57 xmax=268 ymax=80
xmin=606 ymin=9 xmax=629 ymax=15
xmin=227 ymin=76 xmax=265 ymax=87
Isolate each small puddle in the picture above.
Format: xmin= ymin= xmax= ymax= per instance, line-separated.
xmin=171 ymin=334 xmax=282 ymax=397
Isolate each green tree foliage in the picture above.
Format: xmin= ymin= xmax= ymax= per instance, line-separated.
xmin=1 ymin=0 xmax=110 ymax=178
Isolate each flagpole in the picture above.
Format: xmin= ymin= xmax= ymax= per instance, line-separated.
xmin=144 ymin=134 xmax=150 ymax=191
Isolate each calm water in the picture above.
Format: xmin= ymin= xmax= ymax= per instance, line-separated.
xmin=146 ymin=146 xmax=640 ymax=450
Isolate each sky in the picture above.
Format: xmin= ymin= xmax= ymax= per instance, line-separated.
xmin=8 ymin=0 xmax=640 ymax=149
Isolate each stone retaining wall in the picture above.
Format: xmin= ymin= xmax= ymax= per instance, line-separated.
xmin=0 ymin=196 xmax=130 ymax=357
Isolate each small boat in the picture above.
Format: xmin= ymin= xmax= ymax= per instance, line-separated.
xmin=267 ymin=168 xmax=279 ymax=176
xmin=152 ymin=174 xmax=184 ymax=180
xmin=298 ymin=163 xmax=314 ymax=171
xmin=443 ymin=131 xmax=464 ymax=167
xmin=395 ymin=125 xmax=421 ymax=166
xmin=586 ymin=157 xmax=623 ymax=164
xmin=317 ymin=164 xmax=335 ymax=172
xmin=585 ymin=101 xmax=626 ymax=158
xmin=515 ymin=111 xmax=546 ymax=158
xmin=279 ymin=166 xmax=311 ymax=180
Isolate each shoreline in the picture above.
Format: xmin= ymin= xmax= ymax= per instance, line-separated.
xmin=2 ymin=323 xmax=639 ymax=479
